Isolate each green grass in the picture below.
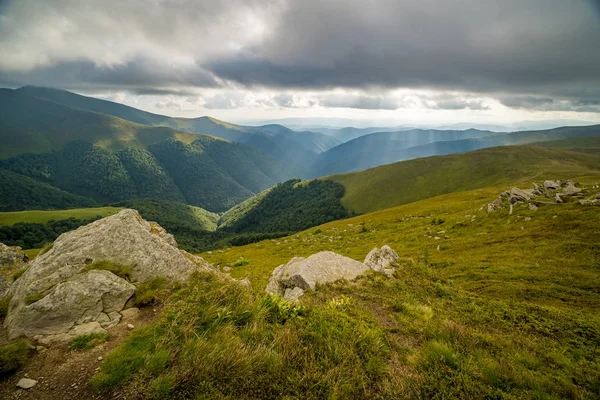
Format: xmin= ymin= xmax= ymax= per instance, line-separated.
xmin=183 ymin=185 xmax=600 ymax=398
xmin=0 ymin=207 xmax=121 ymax=226
xmin=70 ymin=332 xmax=110 ymax=350
xmin=83 ymin=260 xmax=132 ymax=281
xmin=0 ymin=295 xmax=10 ymax=318
xmin=326 ymin=142 xmax=600 ymax=214
xmin=133 ymin=277 xmax=169 ymax=307
xmin=0 ymin=340 xmax=31 ymax=375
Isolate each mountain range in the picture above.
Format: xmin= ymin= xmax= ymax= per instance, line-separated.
xmin=2 ymin=86 xmax=600 ymax=217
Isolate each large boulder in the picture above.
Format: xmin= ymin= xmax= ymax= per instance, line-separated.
xmin=4 ymin=209 xmax=208 ymax=340
xmin=562 ymin=182 xmax=582 ymax=196
xmin=266 ymin=252 xmax=370 ymax=302
xmin=364 ymin=245 xmax=399 ymax=277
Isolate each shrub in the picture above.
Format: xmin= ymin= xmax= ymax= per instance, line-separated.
xmin=232 ymin=257 xmax=250 ymax=267
xmin=70 ymin=332 xmax=110 ymax=350
xmin=261 ymin=294 xmax=307 ymax=323
xmin=0 ymin=340 xmax=31 ymax=375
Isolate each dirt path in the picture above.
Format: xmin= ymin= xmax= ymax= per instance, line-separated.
xmin=0 ymin=306 xmax=160 ymax=400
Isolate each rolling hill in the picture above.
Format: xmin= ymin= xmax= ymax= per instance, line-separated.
xmin=11 ymin=86 xmax=340 ymax=173
xmin=0 ymin=88 xmax=306 ymax=211
xmin=219 ymin=137 xmax=600 ymax=229
xmin=313 ymin=125 xmax=600 ymax=176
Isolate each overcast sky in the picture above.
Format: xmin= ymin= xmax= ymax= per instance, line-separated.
xmin=1 ymin=0 xmax=599 ymax=125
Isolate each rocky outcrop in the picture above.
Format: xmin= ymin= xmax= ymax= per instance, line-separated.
xmin=4 ymin=209 xmax=209 ymax=341
xmin=266 ymin=252 xmax=370 ymax=302
xmin=364 ymin=245 xmax=399 ymax=277
xmin=488 ymin=179 xmax=593 ymax=212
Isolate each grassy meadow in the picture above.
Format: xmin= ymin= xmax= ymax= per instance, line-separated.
xmin=0 ymin=206 xmax=122 ymax=226
xmin=90 ymin=184 xmax=600 ymax=399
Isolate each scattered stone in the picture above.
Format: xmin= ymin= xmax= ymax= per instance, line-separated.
xmin=555 ymin=193 xmax=563 ymax=203
xmin=238 ymin=278 xmax=251 ymax=288
xmin=509 ymin=188 xmax=531 ymax=204
xmin=17 ymin=378 xmax=38 ymax=389
xmin=596 ymin=193 xmax=600 ymax=200
xmin=97 ymin=356 xmax=103 ymax=361
xmin=222 ymin=266 xmax=232 ymax=272
xmin=364 ymin=245 xmax=399 ymax=272
xmin=528 ymin=203 xmax=538 ymax=211
xmin=487 ymin=197 xmax=503 ymax=213
xmin=266 ymin=252 xmax=369 ymax=302
xmin=120 ymin=307 xmax=139 ymax=319
xmin=562 ymin=182 xmax=582 ymax=196
xmin=579 ymin=199 xmax=599 ymax=205
xmin=544 ymin=180 xmax=560 ymax=190
xmin=524 ymin=217 xmax=532 ymax=221
xmin=126 ymin=324 xmax=135 ymax=330
xmin=532 ymin=183 xmax=542 ymax=195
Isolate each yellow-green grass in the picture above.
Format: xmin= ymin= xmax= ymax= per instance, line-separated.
xmin=96 ymin=185 xmax=600 ymax=398
xmin=326 ymin=144 xmax=600 ymax=214
xmin=0 ymin=206 xmax=122 ymax=226
xmin=201 ymin=186 xmax=600 ymax=312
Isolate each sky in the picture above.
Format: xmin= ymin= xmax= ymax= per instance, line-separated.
xmin=1 ymin=0 xmax=599 ymax=126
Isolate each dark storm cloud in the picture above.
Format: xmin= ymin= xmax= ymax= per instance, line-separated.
xmin=499 ymin=95 xmax=600 ymax=113
xmin=208 ymin=0 xmax=600 ymax=95
xmin=0 ymin=59 xmax=219 ymax=94
xmin=1 ymin=0 xmax=599 ymax=111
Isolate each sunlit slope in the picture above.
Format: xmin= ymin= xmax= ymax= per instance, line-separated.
xmin=327 ymin=142 xmax=600 ymax=214
xmin=0 ymin=88 xmax=201 ymax=158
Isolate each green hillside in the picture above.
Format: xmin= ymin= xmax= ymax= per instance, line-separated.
xmin=0 ymin=169 xmax=96 ymax=212
xmin=218 ymin=179 xmax=348 ymax=233
xmin=10 ymin=86 xmax=334 ymax=174
xmin=0 ymin=88 xmax=200 ymax=159
xmin=328 ymin=143 xmax=600 ymax=214
xmin=95 ymin=187 xmax=600 ymax=399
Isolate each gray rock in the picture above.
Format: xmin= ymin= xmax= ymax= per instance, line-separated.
xmin=364 ymin=245 xmax=399 ymax=273
xmin=120 ymin=307 xmax=139 ymax=319
xmin=509 ymin=188 xmax=531 ymax=204
xmin=579 ymin=199 xmax=599 ymax=205
xmin=544 ymin=180 xmax=560 ymax=190
xmin=596 ymin=193 xmax=600 ymax=200
xmin=562 ymin=183 xmax=582 ymax=196
xmin=487 ymin=197 xmax=504 ymax=213
xmin=555 ymin=193 xmax=564 ymax=203
xmin=532 ymin=183 xmax=543 ymax=196
xmin=7 ymin=270 xmax=133 ymax=340
xmin=266 ymin=252 xmax=369 ymax=300
xmin=17 ymin=378 xmax=38 ymax=389
xmin=4 ymin=209 xmax=209 ymax=341
xmin=283 ymin=287 xmax=305 ymax=302
xmin=0 ymin=242 xmax=25 ymax=266
xmin=528 ymin=203 xmax=538 ymax=211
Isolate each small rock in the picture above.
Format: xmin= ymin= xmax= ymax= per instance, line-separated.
xmin=126 ymin=324 xmax=135 ymax=330
xmin=596 ymin=193 xmax=600 ymax=200
xmin=222 ymin=266 xmax=232 ymax=272
xmin=97 ymin=356 xmax=103 ymax=361
xmin=524 ymin=217 xmax=531 ymax=221
xmin=528 ymin=203 xmax=538 ymax=211
xmin=17 ymin=378 xmax=38 ymax=389
xmin=120 ymin=307 xmax=139 ymax=319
